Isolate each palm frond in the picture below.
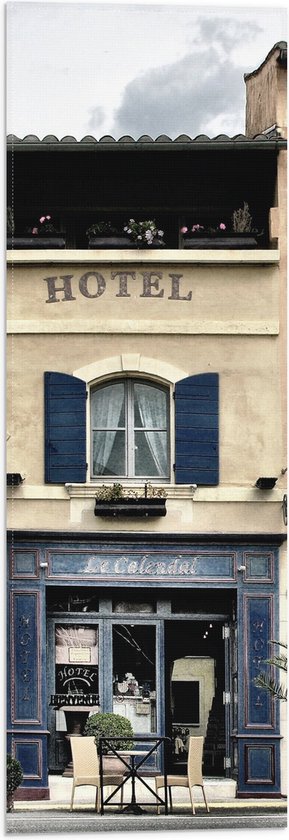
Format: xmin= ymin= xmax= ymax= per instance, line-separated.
xmin=262 ymin=654 xmax=287 ymax=672
xmin=254 ymin=672 xmax=287 ymax=701
xmin=269 ymin=640 xmax=287 ymax=650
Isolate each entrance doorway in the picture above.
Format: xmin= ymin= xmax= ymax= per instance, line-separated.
xmin=165 ymin=620 xmax=228 ymax=775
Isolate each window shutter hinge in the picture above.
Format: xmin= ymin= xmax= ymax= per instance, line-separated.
xmin=222 ymin=625 xmax=230 ymax=639
xmin=86 ymin=391 xmax=88 ymax=400
xmin=173 ymin=463 xmax=176 ymax=472
xmin=173 ymin=390 xmax=175 ymax=400
xmin=223 ymin=691 xmax=231 ymax=705
xmin=224 ymin=757 xmax=231 ymax=769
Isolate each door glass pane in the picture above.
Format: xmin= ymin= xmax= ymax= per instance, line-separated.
xmin=55 ymin=624 xmax=99 ymax=698
xmin=113 ymin=624 xmax=156 ymax=733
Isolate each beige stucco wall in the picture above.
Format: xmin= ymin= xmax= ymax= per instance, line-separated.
xmin=6 ymin=253 xmax=285 ymax=535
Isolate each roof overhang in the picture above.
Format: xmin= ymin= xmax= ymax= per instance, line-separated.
xmin=7 ymin=133 xmax=287 ymax=153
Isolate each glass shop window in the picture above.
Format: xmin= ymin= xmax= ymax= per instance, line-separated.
xmin=113 ymin=624 xmax=156 ymax=732
xmin=113 ymin=600 xmax=155 ymax=614
xmin=55 ymin=624 xmax=99 ymax=699
xmin=91 ymin=378 xmax=169 ymax=479
xmin=47 ymin=588 xmax=99 ymax=613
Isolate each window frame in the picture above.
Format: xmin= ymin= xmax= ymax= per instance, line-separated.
xmin=90 ymin=376 xmax=170 ymax=482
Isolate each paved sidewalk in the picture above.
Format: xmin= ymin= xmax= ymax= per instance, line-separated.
xmin=9 ymin=775 xmax=287 ymax=833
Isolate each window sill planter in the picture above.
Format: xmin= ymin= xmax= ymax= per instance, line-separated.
xmin=182 ymin=234 xmax=258 ymax=250
xmin=88 ymin=235 xmax=135 ymax=249
xmin=94 ymin=497 xmax=167 ymax=518
xmin=88 ymin=236 xmax=165 ymax=250
xmin=7 ymin=235 xmax=66 ymax=249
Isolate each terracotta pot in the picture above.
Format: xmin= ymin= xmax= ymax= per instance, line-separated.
xmin=102 ymin=755 xmax=126 ymax=775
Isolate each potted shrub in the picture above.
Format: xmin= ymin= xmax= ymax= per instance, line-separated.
xmin=8 ymin=214 xmax=66 ymax=250
xmin=180 ymin=203 xmax=260 ymax=249
xmin=7 ymin=754 xmax=23 ymax=811
xmin=84 ymin=712 xmax=133 ymax=774
xmin=86 ymin=220 xmax=134 ymax=249
xmin=94 ymin=482 xmax=167 ymax=518
xmin=123 ymin=219 xmax=165 ymax=248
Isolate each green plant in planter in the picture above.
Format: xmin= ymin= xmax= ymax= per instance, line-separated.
xmin=7 ymin=754 xmax=24 ymax=811
xmin=27 ymin=214 xmax=61 ymax=236
xmin=231 ymin=201 xmax=262 ymax=236
xmin=84 ymin=712 xmax=133 ymax=753
xmin=123 ymin=219 xmax=165 ymax=246
xmin=95 ymin=482 xmax=167 ymax=502
xmin=86 ymin=221 xmax=119 ymax=238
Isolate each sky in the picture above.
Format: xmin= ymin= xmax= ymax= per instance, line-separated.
xmin=5 ymin=1 xmax=289 ymax=140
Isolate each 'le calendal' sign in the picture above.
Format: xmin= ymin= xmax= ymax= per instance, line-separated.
xmin=47 ymin=551 xmax=236 ymax=581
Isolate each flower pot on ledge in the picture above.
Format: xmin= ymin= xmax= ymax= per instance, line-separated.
xmin=94 ymin=497 xmax=167 ymax=518
xmin=7 ymin=235 xmax=66 ymax=250
xmin=182 ymin=233 xmax=258 ymax=250
xmin=88 ymin=235 xmax=136 ymax=249
xmin=88 ymin=236 xmax=164 ymax=249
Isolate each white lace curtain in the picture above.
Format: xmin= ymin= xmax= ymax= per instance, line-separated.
xmin=134 ymin=383 xmax=167 ymax=475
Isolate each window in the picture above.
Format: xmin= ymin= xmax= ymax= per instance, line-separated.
xmin=44 ymin=370 xmax=219 ymax=486
xmin=90 ymin=379 xmax=169 ymax=480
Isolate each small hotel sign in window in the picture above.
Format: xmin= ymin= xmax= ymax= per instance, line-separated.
xmin=69 ymin=647 xmax=91 ymax=664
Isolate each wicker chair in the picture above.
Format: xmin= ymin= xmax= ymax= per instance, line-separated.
xmin=70 ymin=736 xmax=124 ymax=812
xmin=155 ymin=736 xmax=209 ymax=814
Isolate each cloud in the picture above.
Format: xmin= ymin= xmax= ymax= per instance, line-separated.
xmin=110 ymin=17 xmax=262 ymax=139
xmin=88 ymin=105 xmax=106 ymax=131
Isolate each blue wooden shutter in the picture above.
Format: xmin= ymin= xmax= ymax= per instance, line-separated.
xmin=174 ymin=372 xmax=219 ymax=485
xmin=45 ymin=372 xmax=87 ymax=483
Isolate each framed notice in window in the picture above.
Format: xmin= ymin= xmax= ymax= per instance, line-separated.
xmin=69 ymin=647 xmax=91 ymax=663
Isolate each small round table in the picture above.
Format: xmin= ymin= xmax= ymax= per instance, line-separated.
xmin=117 ymin=750 xmax=147 ymax=814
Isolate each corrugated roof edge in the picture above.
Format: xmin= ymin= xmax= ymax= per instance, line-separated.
xmin=244 ymin=40 xmax=287 ymax=80
xmin=6 ymin=131 xmax=287 ymax=149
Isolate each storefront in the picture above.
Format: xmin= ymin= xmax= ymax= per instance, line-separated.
xmin=8 ymin=531 xmax=284 ymax=799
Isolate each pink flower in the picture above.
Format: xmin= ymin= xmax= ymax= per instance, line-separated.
xmin=39 ymin=216 xmax=46 ymax=224
xmin=46 ymin=215 xmax=51 ymax=220
xmin=180 ymin=226 xmax=188 ymax=234
xmin=192 ymin=224 xmax=204 ymax=232
xmin=219 ymin=223 xmax=226 ymax=230
xmin=32 ymin=227 xmax=38 ymax=235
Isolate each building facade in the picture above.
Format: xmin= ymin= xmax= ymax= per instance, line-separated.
xmin=7 ymin=43 xmax=287 ymax=800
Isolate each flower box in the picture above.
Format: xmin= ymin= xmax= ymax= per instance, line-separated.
xmin=182 ymin=233 xmax=258 ymax=250
xmin=88 ymin=236 xmax=164 ymax=249
xmin=7 ymin=235 xmax=66 ymax=250
xmin=88 ymin=235 xmax=135 ymax=249
xmin=94 ymin=497 xmax=167 ymax=518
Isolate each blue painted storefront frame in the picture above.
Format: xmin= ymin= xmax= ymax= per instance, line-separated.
xmin=7 ymin=532 xmax=283 ymax=799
